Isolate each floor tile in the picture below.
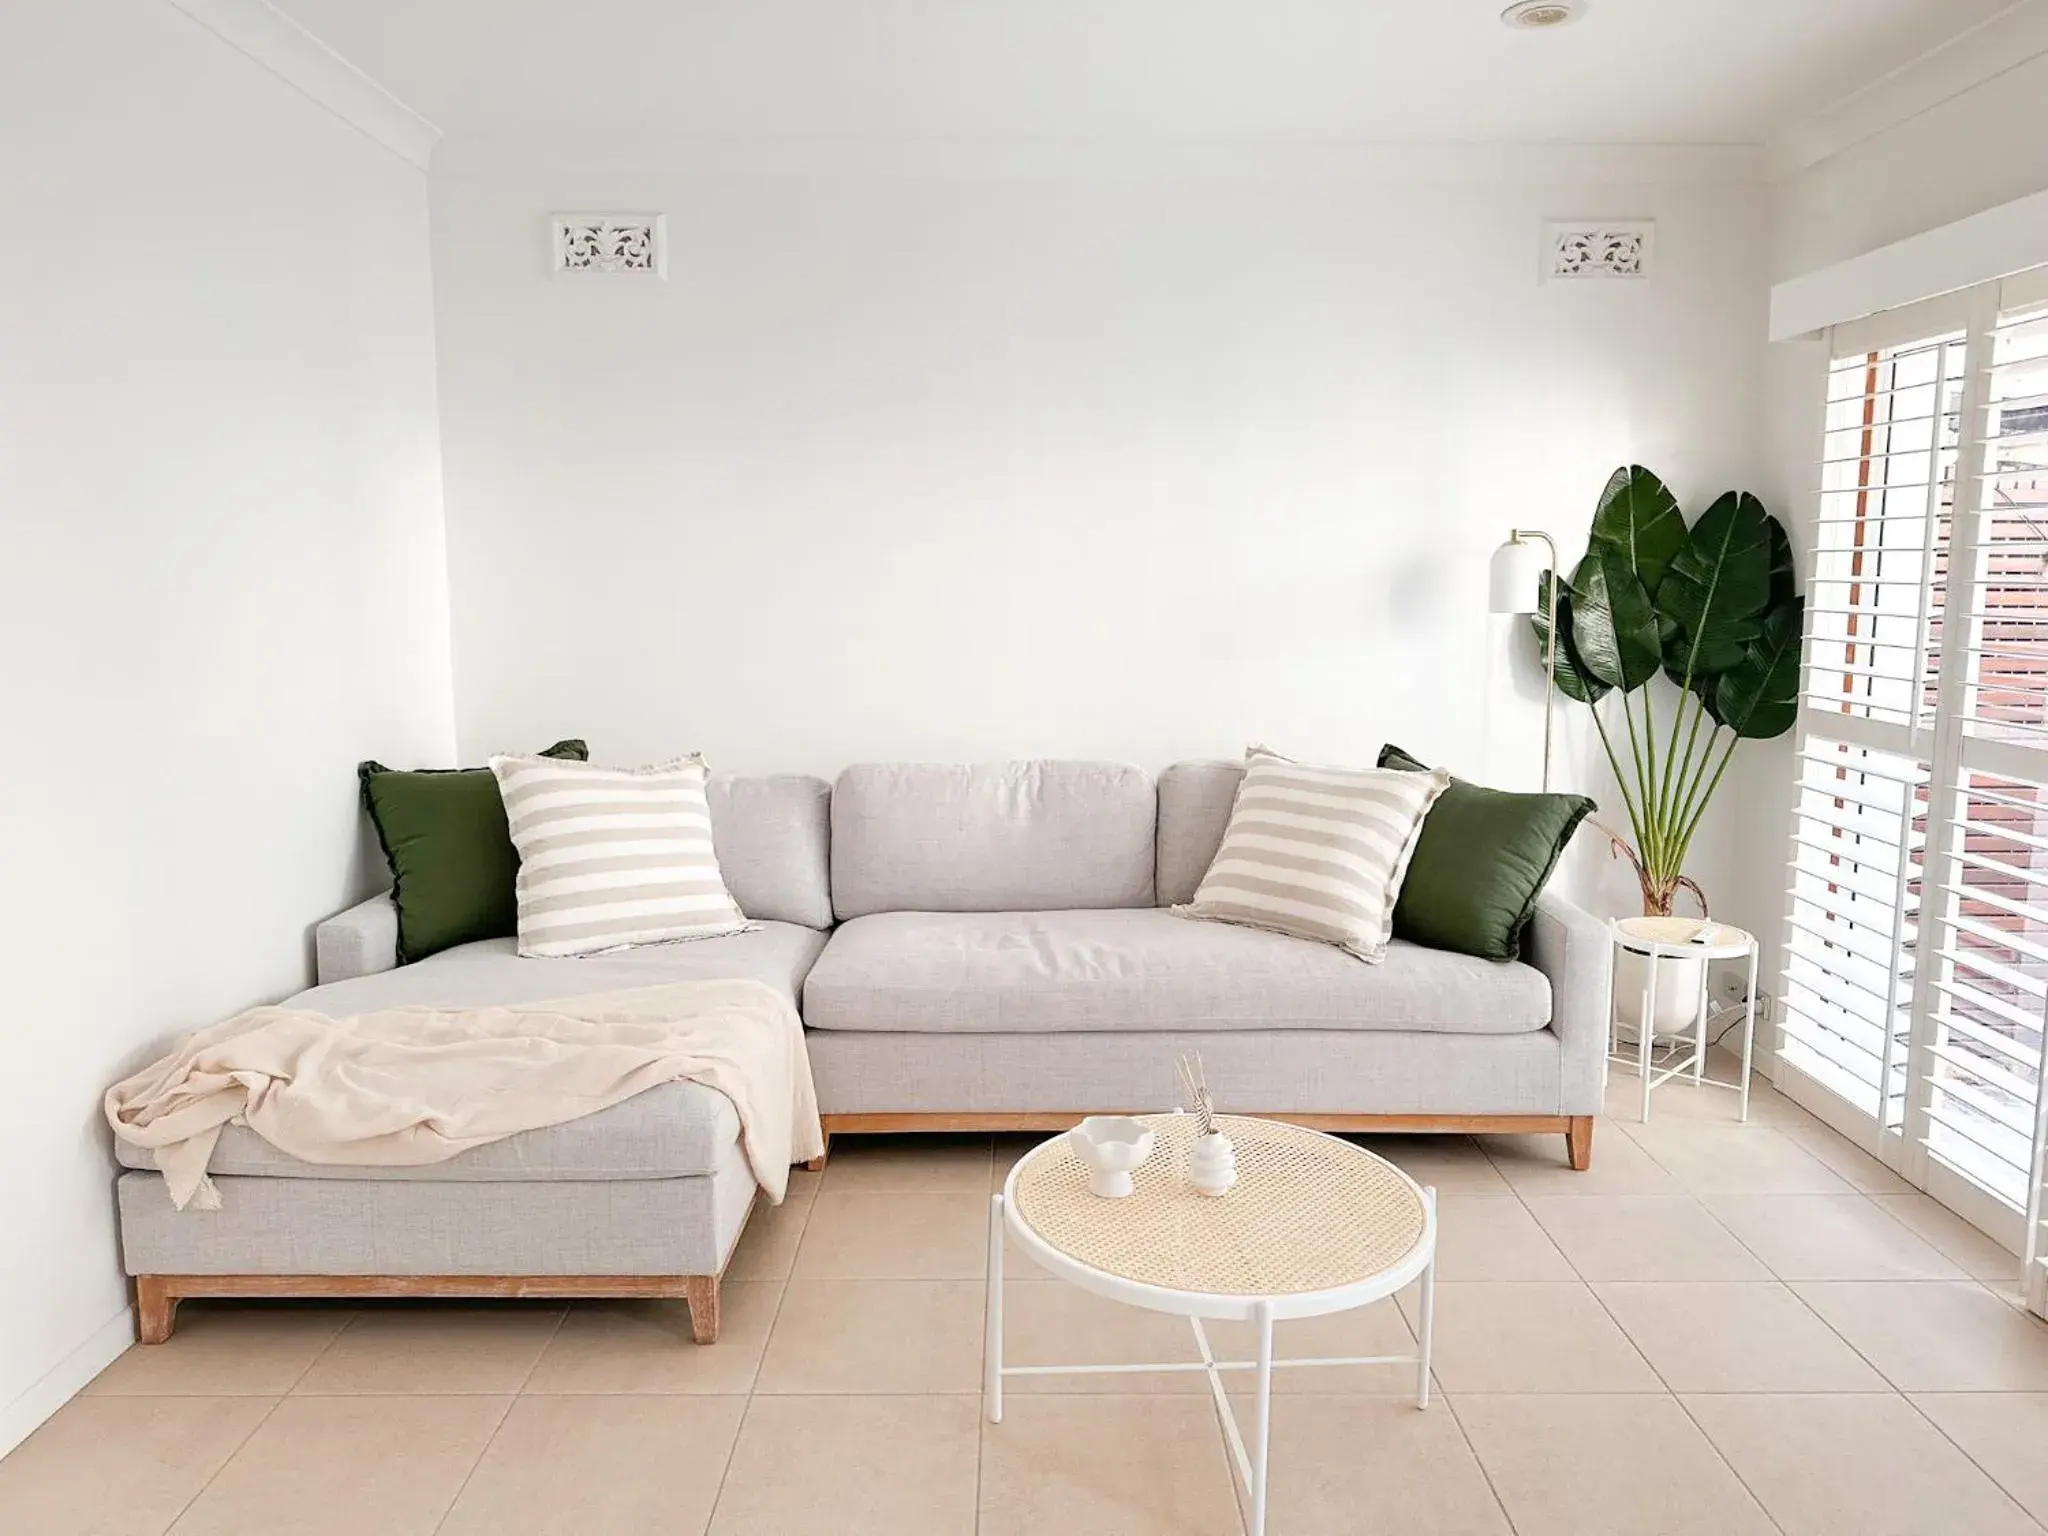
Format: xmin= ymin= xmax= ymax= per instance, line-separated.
xmin=1702 ymin=1194 xmax=1966 ymax=1281
xmin=709 ymin=1394 xmax=979 ymax=1536
xmin=979 ymin=1395 xmax=1242 ymax=1536
xmin=1209 ymin=1296 xmax=1422 ymax=1395
xmin=1686 ymin=1392 xmax=2040 ymax=1536
xmin=1777 ymin=1122 xmax=1915 ymax=1194
xmin=523 ymin=1282 xmax=778 ymax=1394
xmin=439 ymin=1394 xmax=744 ymax=1536
xmin=1622 ymin=1122 xmax=1857 ymax=1195
xmin=0 ymin=1395 xmax=274 ymax=1536
xmin=995 ymin=1275 xmax=1208 ymax=1393
xmin=1218 ymin=1394 xmax=1509 ymax=1535
xmin=292 ymin=1303 xmax=563 ymax=1394
xmin=1477 ymin=1128 xmax=1682 ymax=1195
xmin=721 ymin=1172 xmax=817 ymax=1283
xmin=758 ymin=1279 xmax=983 ymax=1393
xmin=165 ymin=1395 xmax=507 ymax=1536
xmin=1358 ymin=1135 xmax=1512 ymax=1194
xmin=1593 ymin=1282 xmax=1886 ymax=1392
xmin=1604 ymin=1066 xmax=1804 ymax=1128
xmin=793 ymin=1191 xmax=988 ymax=1279
xmin=86 ymin=1303 xmax=353 ymax=1397
xmin=1522 ymin=1195 xmax=1769 ymax=1281
xmin=1430 ymin=1195 xmax=1577 ymax=1281
xmin=1452 ymin=1393 xmax=1774 ymax=1536
xmin=819 ymin=1133 xmax=992 ymax=1195
xmin=1791 ymin=1281 xmax=2048 ymax=1390
xmin=1393 ymin=1284 xmax=1660 ymax=1393
xmin=1870 ymin=1193 xmax=2029 ymax=1283
xmin=1911 ymin=1393 xmax=2048 ymax=1527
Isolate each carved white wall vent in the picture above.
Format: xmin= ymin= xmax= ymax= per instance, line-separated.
xmin=1545 ymin=221 xmax=1653 ymax=281
xmin=552 ymin=214 xmax=667 ymax=276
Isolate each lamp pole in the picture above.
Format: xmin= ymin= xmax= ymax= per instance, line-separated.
xmin=1510 ymin=529 xmax=1561 ymax=792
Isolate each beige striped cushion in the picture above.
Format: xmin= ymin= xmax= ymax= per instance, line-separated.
xmin=489 ymin=753 xmax=750 ymax=958
xmin=1174 ymin=746 xmax=1450 ymax=962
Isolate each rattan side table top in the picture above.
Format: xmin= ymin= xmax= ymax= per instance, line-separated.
xmin=1008 ymin=1113 xmax=1429 ymax=1298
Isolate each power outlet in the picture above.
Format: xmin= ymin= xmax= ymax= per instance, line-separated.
xmin=1714 ymin=967 xmax=1750 ymax=1006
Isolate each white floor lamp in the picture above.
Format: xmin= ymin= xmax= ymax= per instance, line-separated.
xmin=1488 ymin=531 xmax=1561 ymax=792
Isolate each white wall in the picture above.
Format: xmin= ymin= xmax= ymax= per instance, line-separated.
xmin=1771 ymin=49 xmax=2048 ymax=284
xmin=0 ymin=0 xmax=454 ymax=1454
xmin=431 ymin=144 xmax=1770 ymax=913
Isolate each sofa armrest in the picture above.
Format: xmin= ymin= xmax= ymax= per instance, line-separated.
xmin=316 ymin=891 xmax=399 ymax=984
xmin=1526 ymin=889 xmax=1611 ymax=1116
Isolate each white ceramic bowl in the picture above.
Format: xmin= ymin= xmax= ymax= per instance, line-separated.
xmin=1067 ymin=1115 xmax=1157 ymax=1198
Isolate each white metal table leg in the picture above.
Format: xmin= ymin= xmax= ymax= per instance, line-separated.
xmin=1416 ymin=1186 xmax=1436 ymax=1409
xmin=1250 ymin=1300 xmax=1274 ymax=1536
xmin=1739 ymin=940 xmax=1758 ymax=1123
xmin=985 ymin=1193 xmax=1003 ymax=1424
xmin=1693 ymin=978 xmax=1708 ymax=1086
xmin=1640 ymin=957 xmax=1657 ymax=1122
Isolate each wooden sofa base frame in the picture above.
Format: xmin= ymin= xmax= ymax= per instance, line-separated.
xmin=133 ymin=1272 xmax=722 ymax=1347
xmin=811 ymin=1112 xmax=1594 ymax=1172
xmin=135 ymin=1117 xmax=1590 ymax=1343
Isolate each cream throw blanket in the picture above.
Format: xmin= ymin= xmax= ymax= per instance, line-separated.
xmin=105 ymin=980 xmax=823 ymax=1211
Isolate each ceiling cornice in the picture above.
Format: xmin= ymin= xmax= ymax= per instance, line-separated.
xmin=1767 ymin=0 xmax=2048 ymax=178
xmin=432 ymin=135 xmax=1765 ymax=186
xmin=162 ymin=0 xmax=440 ymax=170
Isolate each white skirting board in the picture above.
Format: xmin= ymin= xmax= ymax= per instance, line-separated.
xmin=0 ymin=1306 xmax=135 ymax=1462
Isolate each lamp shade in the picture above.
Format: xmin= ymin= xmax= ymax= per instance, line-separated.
xmin=1489 ymin=535 xmax=1552 ymax=615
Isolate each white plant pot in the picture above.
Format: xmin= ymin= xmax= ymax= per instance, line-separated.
xmin=1613 ymin=916 xmax=1711 ymax=1039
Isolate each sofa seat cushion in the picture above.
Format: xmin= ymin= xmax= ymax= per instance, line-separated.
xmin=802 ymin=909 xmax=1550 ymax=1036
xmin=113 ymin=921 xmax=829 ymax=1182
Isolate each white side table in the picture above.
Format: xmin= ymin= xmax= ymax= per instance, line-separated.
xmin=1608 ymin=918 xmax=1759 ymax=1122
xmin=987 ymin=1113 xmax=1438 ymax=1536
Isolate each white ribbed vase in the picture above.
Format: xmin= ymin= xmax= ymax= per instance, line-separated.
xmin=1187 ymin=1130 xmax=1238 ymax=1197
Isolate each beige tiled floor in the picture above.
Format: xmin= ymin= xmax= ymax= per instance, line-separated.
xmin=6 ymin=1089 xmax=2048 ymax=1535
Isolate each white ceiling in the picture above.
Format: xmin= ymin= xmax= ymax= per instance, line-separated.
xmin=276 ymin=0 xmax=2009 ymax=146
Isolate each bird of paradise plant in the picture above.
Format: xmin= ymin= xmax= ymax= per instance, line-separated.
xmin=1532 ymin=466 xmax=1803 ymax=916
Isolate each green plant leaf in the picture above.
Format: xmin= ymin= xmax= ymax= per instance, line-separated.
xmin=1528 ymin=571 xmax=1611 ymax=704
xmin=1658 ymin=491 xmax=1775 ymax=684
xmin=1589 ymin=465 xmax=1687 ymax=598
xmin=1767 ymin=517 xmax=1796 ymax=609
xmin=1713 ymin=597 xmax=1803 ymax=740
xmin=1571 ymin=553 xmax=1663 ymax=691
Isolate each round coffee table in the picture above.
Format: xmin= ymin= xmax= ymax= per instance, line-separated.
xmin=987 ymin=1113 xmax=1438 ymax=1536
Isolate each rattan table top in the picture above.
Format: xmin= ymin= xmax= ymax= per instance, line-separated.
xmin=1008 ymin=1114 xmax=1430 ymax=1298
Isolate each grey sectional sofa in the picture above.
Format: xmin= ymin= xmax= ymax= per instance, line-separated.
xmin=114 ymin=759 xmax=1607 ymax=1346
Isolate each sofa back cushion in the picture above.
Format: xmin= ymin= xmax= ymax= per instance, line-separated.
xmin=1155 ymin=760 xmax=1246 ymax=906
xmin=831 ymin=761 xmax=1157 ymax=918
xmin=708 ymin=773 xmax=835 ymax=929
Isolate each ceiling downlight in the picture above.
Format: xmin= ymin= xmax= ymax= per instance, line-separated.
xmin=1501 ymin=1 xmax=1588 ymax=30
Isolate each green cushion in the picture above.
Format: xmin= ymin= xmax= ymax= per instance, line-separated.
xmin=1377 ymin=744 xmax=1595 ymax=962
xmin=359 ymin=740 xmax=588 ymax=964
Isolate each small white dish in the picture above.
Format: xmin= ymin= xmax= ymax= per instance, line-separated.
xmin=1068 ymin=1115 xmax=1156 ymax=1198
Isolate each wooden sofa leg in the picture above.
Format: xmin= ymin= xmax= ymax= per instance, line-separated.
xmin=1566 ymin=1116 xmax=1594 ymax=1172
xmin=136 ymin=1277 xmax=179 ymax=1345
xmin=803 ymin=1132 xmax=830 ymax=1173
xmin=684 ymin=1276 xmax=721 ymax=1344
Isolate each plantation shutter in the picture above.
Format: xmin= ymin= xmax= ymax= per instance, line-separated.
xmin=1909 ymin=271 xmax=2048 ymax=1244
xmin=1781 ymin=270 xmax=2048 ymax=1271
xmin=1781 ymin=312 xmax=1959 ymax=1142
